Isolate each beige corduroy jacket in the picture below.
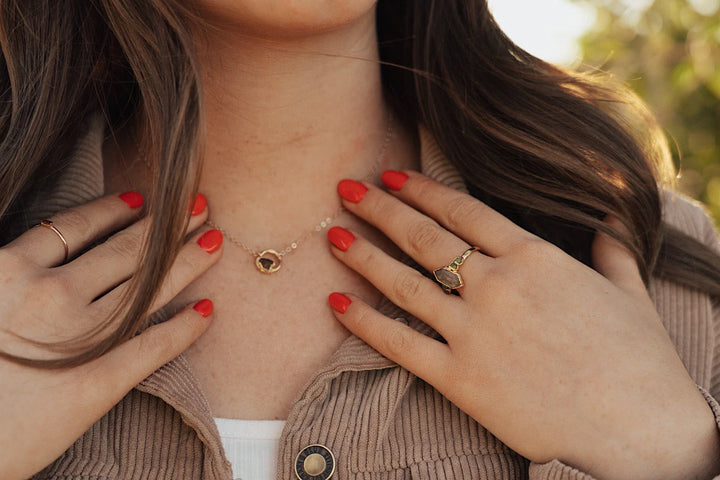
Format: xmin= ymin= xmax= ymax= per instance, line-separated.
xmin=27 ymin=115 xmax=720 ymax=480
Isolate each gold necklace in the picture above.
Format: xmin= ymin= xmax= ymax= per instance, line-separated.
xmin=138 ymin=116 xmax=394 ymax=274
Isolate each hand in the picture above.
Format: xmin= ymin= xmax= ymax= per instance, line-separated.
xmin=0 ymin=192 xmax=223 ymax=480
xmin=327 ymin=171 xmax=720 ymax=480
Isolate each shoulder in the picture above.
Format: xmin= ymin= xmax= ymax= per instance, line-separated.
xmin=660 ymin=188 xmax=719 ymax=251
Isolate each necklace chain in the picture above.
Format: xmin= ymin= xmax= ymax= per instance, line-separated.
xmin=137 ymin=114 xmax=394 ymax=273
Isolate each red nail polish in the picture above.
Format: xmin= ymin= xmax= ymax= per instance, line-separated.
xmin=197 ymin=229 xmax=223 ymax=253
xmin=329 ymin=292 xmax=352 ymax=314
xmin=119 ymin=191 xmax=144 ymax=209
xmin=337 ymin=179 xmax=368 ymax=203
xmin=191 ymin=193 xmax=207 ymax=216
xmin=327 ymin=226 xmax=355 ymax=251
xmin=193 ymin=299 xmax=213 ymax=317
xmin=381 ymin=170 xmax=409 ymax=191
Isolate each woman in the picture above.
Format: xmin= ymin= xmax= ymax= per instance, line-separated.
xmin=1 ymin=0 xmax=719 ymax=479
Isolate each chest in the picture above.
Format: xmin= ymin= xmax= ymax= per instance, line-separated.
xmin=177 ymin=237 xmax=383 ymax=420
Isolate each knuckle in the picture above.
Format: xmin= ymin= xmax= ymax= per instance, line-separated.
xmin=406 ymin=220 xmax=444 ymax=256
xmin=356 ymin=247 xmax=378 ymax=270
xmin=105 ymin=231 xmax=142 ymax=259
xmin=383 ymin=326 xmax=413 ymax=359
xmin=391 ymin=270 xmax=424 ymax=305
xmin=155 ymin=273 xmax=182 ymax=303
xmin=514 ymin=236 xmax=551 ymax=259
xmin=445 ymin=195 xmax=480 ymax=232
xmin=413 ymin=175 xmax=435 ymax=194
xmin=35 ymin=271 xmax=75 ymax=298
xmin=348 ymin=304 xmax=370 ymax=330
xmin=483 ymin=260 xmax=508 ymax=284
xmin=57 ymin=208 xmax=94 ymax=238
xmin=0 ymin=247 xmax=30 ymax=271
xmin=175 ymin=247 xmax=209 ymax=274
xmin=137 ymin=324 xmax=176 ymax=361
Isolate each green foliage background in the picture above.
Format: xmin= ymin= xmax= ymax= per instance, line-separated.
xmin=576 ymin=0 xmax=720 ymax=225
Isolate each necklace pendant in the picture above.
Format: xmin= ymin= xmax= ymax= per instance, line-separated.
xmin=255 ymin=249 xmax=282 ymax=274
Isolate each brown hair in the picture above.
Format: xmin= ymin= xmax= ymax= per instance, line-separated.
xmin=1 ymin=0 xmax=718 ymax=367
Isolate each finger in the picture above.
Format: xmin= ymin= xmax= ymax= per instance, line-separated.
xmin=81 ymin=300 xmax=213 ymax=409
xmin=91 ymin=227 xmax=223 ymax=317
xmin=62 ymin=196 xmax=209 ymax=302
xmin=328 ymin=226 xmax=464 ymax=334
xmin=378 ymin=171 xmax=537 ymax=257
xmin=5 ymin=191 xmax=144 ymax=267
xmin=337 ymin=179 xmax=490 ymax=278
xmin=328 ymin=292 xmax=452 ymax=386
xmin=591 ymin=214 xmax=646 ymax=298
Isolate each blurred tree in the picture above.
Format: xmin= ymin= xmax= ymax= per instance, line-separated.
xmin=576 ymin=0 xmax=720 ymax=225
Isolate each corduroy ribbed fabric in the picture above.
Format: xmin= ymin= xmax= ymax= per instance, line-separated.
xmin=24 ymin=116 xmax=720 ymax=480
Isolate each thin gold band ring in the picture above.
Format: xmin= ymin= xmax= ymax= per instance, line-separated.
xmin=39 ymin=219 xmax=69 ymax=264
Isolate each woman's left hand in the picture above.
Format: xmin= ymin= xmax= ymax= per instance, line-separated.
xmin=327 ymin=171 xmax=720 ymax=480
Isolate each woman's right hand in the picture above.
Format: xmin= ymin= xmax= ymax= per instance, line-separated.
xmin=0 ymin=191 xmax=223 ymax=480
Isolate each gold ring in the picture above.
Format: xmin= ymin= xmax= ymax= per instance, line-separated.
xmin=433 ymin=247 xmax=477 ymax=294
xmin=39 ymin=219 xmax=69 ymax=264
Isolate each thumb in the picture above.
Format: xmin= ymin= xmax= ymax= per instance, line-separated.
xmin=591 ymin=215 xmax=646 ymax=298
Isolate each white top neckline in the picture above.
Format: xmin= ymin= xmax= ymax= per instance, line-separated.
xmin=214 ymin=418 xmax=286 ymax=480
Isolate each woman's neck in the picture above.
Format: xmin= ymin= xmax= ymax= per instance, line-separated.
xmin=191 ymin=9 xmax=416 ymax=244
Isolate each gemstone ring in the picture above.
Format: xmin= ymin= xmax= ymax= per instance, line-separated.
xmin=433 ymin=247 xmax=478 ymax=294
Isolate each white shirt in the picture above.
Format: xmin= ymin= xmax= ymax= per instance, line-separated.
xmin=214 ymin=418 xmax=286 ymax=480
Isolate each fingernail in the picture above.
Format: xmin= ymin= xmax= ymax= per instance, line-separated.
xmin=191 ymin=193 xmax=207 ymax=216
xmin=337 ymin=179 xmax=368 ymax=203
xmin=327 ymin=226 xmax=355 ymax=251
xmin=197 ymin=229 xmax=223 ymax=253
xmin=381 ymin=170 xmax=409 ymax=191
xmin=119 ymin=191 xmax=144 ymax=209
xmin=193 ymin=299 xmax=214 ymax=317
xmin=328 ymin=292 xmax=351 ymax=313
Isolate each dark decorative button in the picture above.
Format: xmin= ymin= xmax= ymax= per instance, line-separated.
xmin=294 ymin=444 xmax=335 ymax=480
